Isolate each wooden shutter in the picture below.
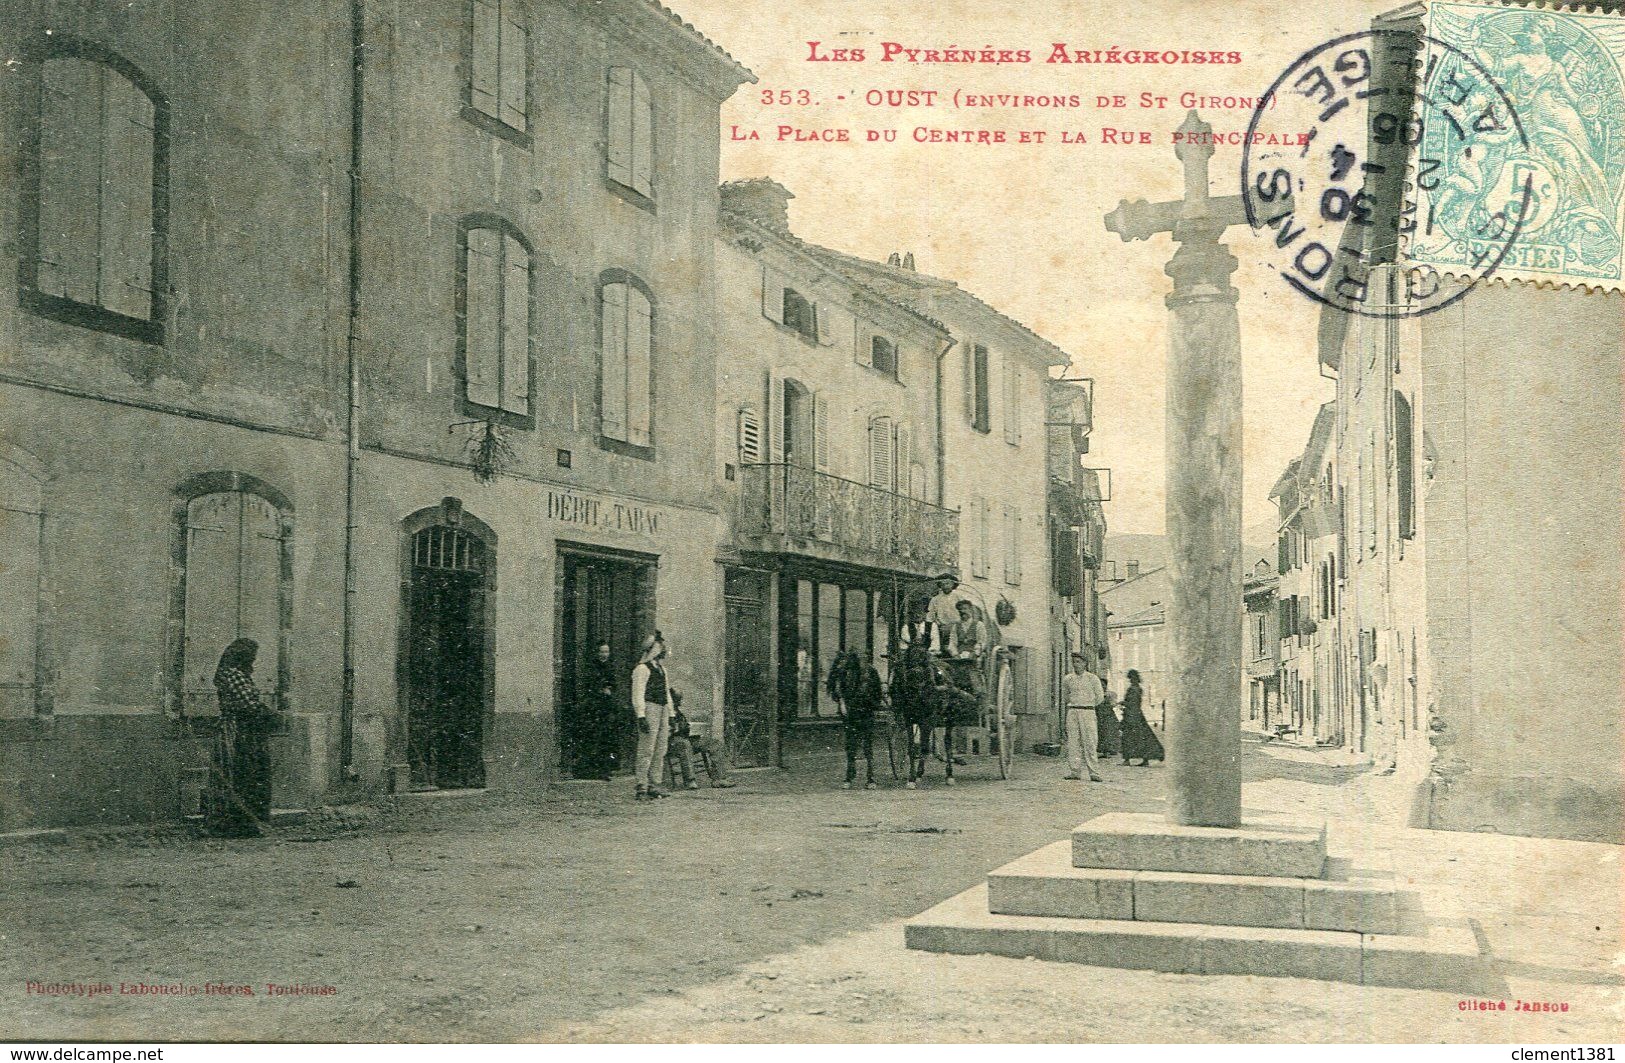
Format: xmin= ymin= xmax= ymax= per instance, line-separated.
xmin=498 ymin=5 xmax=528 ymax=131
xmin=868 ymin=416 xmax=893 ymax=489
xmin=1004 ymin=361 xmax=1022 ymax=444
xmin=854 ymin=323 xmax=873 ymax=367
xmin=630 ymin=70 xmax=652 ymax=197
xmin=895 ymin=424 xmax=912 ymax=493
xmin=99 ymin=70 xmax=155 ymax=319
xmin=737 ymin=406 xmax=763 ymax=464
xmin=465 ymin=228 xmax=501 ymax=409
xmin=962 ymin=340 xmax=977 ymax=422
xmin=0 ymin=463 xmax=43 ymax=715
xmin=1013 ymin=511 xmax=1024 ymax=583
xmin=37 ymin=59 xmax=101 ymax=304
xmin=626 ymin=285 xmax=652 ymax=446
xmin=237 ymin=494 xmax=284 ymax=700
xmin=766 ymin=371 xmax=785 ymax=463
xmin=607 ymin=67 xmax=633 ymax=188
xmin=471 ymin=0 xmax=500 ymax=117
xmin=760 ymin=266 xmax=785 ymax=324
xmin=978 ymin=498 xmax=991 ymax=578
xmin=600 ymin=282 xmax=628 ymax=440
xmin=813 ymin=393 xmax=831 ymax=472
xmin=500 ymin=236 xmax=529 ymax=415
xmin=817 ymin=301 xmax=852 ymax=351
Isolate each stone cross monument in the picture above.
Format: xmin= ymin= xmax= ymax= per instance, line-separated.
xmin=1103 ymin=111 xmax=1250 ymax=829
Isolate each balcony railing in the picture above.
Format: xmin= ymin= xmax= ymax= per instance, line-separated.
xmin=736 ymin=463 xmax=958 ymax=575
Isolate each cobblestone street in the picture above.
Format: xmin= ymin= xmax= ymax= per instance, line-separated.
xmin=4 ymin=739 xmax=1619 ymax=1043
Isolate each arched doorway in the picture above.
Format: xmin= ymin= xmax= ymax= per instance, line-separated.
xmin=400 ymin=500 xmax=495 ymax=790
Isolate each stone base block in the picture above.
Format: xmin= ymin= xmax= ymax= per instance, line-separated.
xmin=906 ymin=884 xmax=1494 ymax=992
xmin=1072 ymin=811 xmax=1326 ymax=878
xmin=990 ymin=840 xmax=1401 ymax=933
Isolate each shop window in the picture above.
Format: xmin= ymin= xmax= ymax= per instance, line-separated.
xmin=22 ymin=41 xmax=166 ymax=342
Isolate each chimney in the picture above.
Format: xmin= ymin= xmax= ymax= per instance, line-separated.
xmin=1127 ymin=560 xmax=1141 ymax=579
xmin=902 ymin=252 xmax=916 ymax=270
xmin=887 ymin=252 xmax=902 ymax=267
xmin=719 ymin=178 xmax=794 ymax=233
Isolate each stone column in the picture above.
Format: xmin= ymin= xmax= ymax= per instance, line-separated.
xmin=1163 ymin=225 xmax=1244 ymax=828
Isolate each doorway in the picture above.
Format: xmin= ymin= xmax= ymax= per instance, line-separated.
xmin=723 ymin=568 xmax=772 ymax=768
xmin=404 ymin=521 xmax=491 ymax=790
xmin=558 ymin=546 xmax=654 ymax=779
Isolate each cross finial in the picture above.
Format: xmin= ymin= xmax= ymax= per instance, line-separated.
xmin=1173 ymin=110 xmax=1214 ymax=216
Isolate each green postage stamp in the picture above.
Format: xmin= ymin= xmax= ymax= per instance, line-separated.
xmin=1410 ymin=1 xmax=1625 ymax=291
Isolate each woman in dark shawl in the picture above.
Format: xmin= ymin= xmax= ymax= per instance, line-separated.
xmin=208 ymin=638 xmax=274 ymax=836
xmin=578 ymin=642 xmax=621 ymax=780
xmin=1118 ymin=669 xmax=1165 ymax=767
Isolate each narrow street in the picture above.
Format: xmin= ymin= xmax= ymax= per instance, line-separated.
xmin=3 ymin=739 xmax=1618 ymax=1043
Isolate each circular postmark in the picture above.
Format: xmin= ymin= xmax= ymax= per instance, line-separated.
xmin=1241 ymin=28 xmax=1532 ymax=318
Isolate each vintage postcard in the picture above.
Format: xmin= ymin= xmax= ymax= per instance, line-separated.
xmin=1 ymin=0 xmax=1621 ymax=1048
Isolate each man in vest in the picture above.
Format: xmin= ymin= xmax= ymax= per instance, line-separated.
xmin=630 ymin=632 xmax=676 ymax=801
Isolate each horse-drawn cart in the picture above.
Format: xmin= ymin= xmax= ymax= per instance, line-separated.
xmin=882 ymin=577 xmax=1017 ymax=784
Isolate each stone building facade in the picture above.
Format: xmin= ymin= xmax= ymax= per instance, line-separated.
xmin=0 ymin=0 xmax=752 ymax=827
xmin=711 ymin=179 xmax=955 ymax=767
xmin=810 ymin=249 xmax=1070 ymax=748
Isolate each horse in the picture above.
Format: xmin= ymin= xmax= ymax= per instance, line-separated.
xmin=892 ymin=641 xmax=978 ymax=787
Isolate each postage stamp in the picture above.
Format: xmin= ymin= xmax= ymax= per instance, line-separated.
xmin=1409 ymin=1 xmax=1625 ymax=291
xmin=1242 ymin=27 xmax=1530 ymax=317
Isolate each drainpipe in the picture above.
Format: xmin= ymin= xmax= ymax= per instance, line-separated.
xmin=935 ymin=337 xmax=956 ymax=511
xmin=339 ymin=0 xmax=365 ymax=780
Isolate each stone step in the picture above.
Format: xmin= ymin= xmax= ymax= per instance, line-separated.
xmin=1072 ymin=811 xmax=1327 ymax=878
xmin=905 ymin=883 xmax=1493 ymax=992
xmin=989 ymin=840 xmax=1404 ymax=934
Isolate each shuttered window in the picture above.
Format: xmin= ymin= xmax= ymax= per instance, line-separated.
xmin=966 ymin=343 xmax=991 ymax=432
xmin=782 ymin=288 xmax=816 ymax=341
xmin=868 ymin=416 xmax=894 ymax=490
xmin=601 ymin=278 xmax=653 ymax=448
xmin=1003 ymin=359 xmax=1022 ymax=444
xmin=1003 ymin=505 xmax=1023 ymax=584
xmin=606 ymin=66 xmax=653 ymax=199
xmin=871 ymin=335 xmax=897 ymax=376
xmin=462 ymin=223 xmax=532 ymax=421
xmin=469 ymin=0 xmax=528 ymax=134
xmin=1395 ymin=391 xmax=1415 ymax=540
xmin=737 ymin=405 xmax=763 ymax=464
xmin=28 ymin=50 xmax=163 ymax=337
xmin=182 ymin=490 xmax=286 ymax=716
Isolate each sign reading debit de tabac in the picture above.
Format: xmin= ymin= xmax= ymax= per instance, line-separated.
xmin=545 ymin=487 xmax=663 ymax=536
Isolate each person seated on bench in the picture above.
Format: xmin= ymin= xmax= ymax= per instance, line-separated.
xmin=668 ymin=693 xmax=736 ymax=790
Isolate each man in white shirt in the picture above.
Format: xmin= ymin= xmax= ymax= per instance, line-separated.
xmin=926 ymin=575 xmax=968 ymax=656
xmin=1062 ymin=652 xmax=1105 ymax=783
xmin=630 ymin=632 xmax=676 ymax=801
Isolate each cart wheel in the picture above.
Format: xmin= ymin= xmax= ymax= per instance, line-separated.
xmin=995 ymin=658 xmax=1015 ymax=780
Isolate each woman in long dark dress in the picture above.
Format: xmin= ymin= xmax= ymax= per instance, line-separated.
xmin=1118 ymin=669 xmax=1165 ymax=767
xmin=578 ymin=643 xmax=621 ymax=780
xmin=208 ymin=638 xmax=274 ymax=836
